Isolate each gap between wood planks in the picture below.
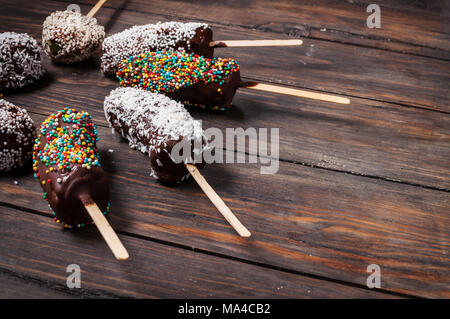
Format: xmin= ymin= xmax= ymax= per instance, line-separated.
xmin=241 ymin=151 xmax=450 ymax=193
xmin=51 ymin=0 xmax=450 ymax=62
xmin=250 ymin=24 xmax=450 ymax=62
xmin=21 ymin=108 xmax=450 ymax=193
xmin=0 ymin=201 xmax=419 ymax=299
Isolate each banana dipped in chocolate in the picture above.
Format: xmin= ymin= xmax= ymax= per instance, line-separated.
xmin=42 ymin=10 xmax=105 ymax=64
xmin=33 ymin=108 xmax=110 ymax=228
xmin=101 ymin=22 xmax=214 ymax=76
xmin=104 ymin=87 xmax=207 ymax=184
xmin=116 ymin=50 xmax=254 ymax=111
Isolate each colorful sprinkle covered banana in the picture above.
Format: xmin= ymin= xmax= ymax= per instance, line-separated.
xmin=116 ymin=50 xmax=253 ymax=111
xmin=33 ymin=107 xmax=110 ymax=228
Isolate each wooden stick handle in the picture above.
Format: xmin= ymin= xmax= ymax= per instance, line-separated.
xmin=246 ymin=83 xmax=351 ymax=104
xmin=87 ymin=0 xmax=108 ymax=17
xmin=210 ymin=39 xmax=303 ymax=47
xmin=186 ymin=164 xmax=251 ymax=238
xmin=80 ymin=195 xmax=129 ymax=260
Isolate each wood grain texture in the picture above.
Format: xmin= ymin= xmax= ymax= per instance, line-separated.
xmin=2 ymin=0 xmax=449 ymax=112
xmin=67 ymin=0 xmax=450 ymax=59
xmin=2 ymin=114 xmax=449 ymax=298
xmin=186 ymin=164 xmax=252 ymax=238
xmin=0 ymin=206 xmax=393 ymax=298
xmin=0 ymin=271 xmax=73 ymax=298
xmin=2 ymin=49 xmax=450 ymax=190
xmin=0 ymin=0 xmax=449 ymax=299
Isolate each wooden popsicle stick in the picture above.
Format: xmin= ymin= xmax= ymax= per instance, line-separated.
xmin=87 ymin=0 xmax=108 ymax=17
xmin=186 ymin=164 xmax=251 ymax=238
xmin=80 ymin=195 xmax=129 ymax=260
xmin=210 ymin=39 xmax=302 ymax=47
xmin=246 ymin=83 xmax=351 ymax=104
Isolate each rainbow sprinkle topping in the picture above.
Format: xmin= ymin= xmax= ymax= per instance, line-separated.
xmin=116 ymin=50 xmax=240 ymax=100
xmin=33 ymin=107 xmax=100 ymax=175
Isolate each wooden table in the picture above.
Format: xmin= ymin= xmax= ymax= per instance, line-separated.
xmin=0 ymin=0 xmax=449 ymax=299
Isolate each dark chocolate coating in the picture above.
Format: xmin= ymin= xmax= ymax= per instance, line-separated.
xmin=36 ymin=117 xmax=109 ymax=227
xmin=37 ymin=162 xmax=110 ymax=226
xmin=166 ymin=69 xmax=250 ymax=111
xmin=182 ymin=27 xmax=215 ymax=58
xmin=106 ymin=108 xmax=204 ymax=184
xmin=150 ymin=138 xmax=205 ymax=184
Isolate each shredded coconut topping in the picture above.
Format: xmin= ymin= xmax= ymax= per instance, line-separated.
xmin=42 ymin=10 xmax=105 ymax=64
xmin=101 ymin=21 xmax=208 ymax=74
xmin=104 ymin=87 xmax=204 ymax=155
xmin=0 ymin=32 xmax=44 ymax=89
xmin=0 ymin=99 xmax=35 ymax=171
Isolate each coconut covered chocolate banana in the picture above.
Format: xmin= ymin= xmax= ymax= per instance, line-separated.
xmin=104 ymin=87 xmax=206 ymax=183
xmin=116 ymin=50 xmax=253 ymax=111
xmin=101 ymin=22 xmax=214 ymax=75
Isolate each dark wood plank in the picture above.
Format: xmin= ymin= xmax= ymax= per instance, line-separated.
xmin=2 ymin=0 xmax=449 ymax=112
xmin=0 ymin=206 xmax=393 ymax=298
xmin=2 ymin=114 xmax=449 ymax=298
xmin=0 ymin=271 xmax=73 ymax=298
xmin=68 ymin=0 xmax=450 ymax=59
